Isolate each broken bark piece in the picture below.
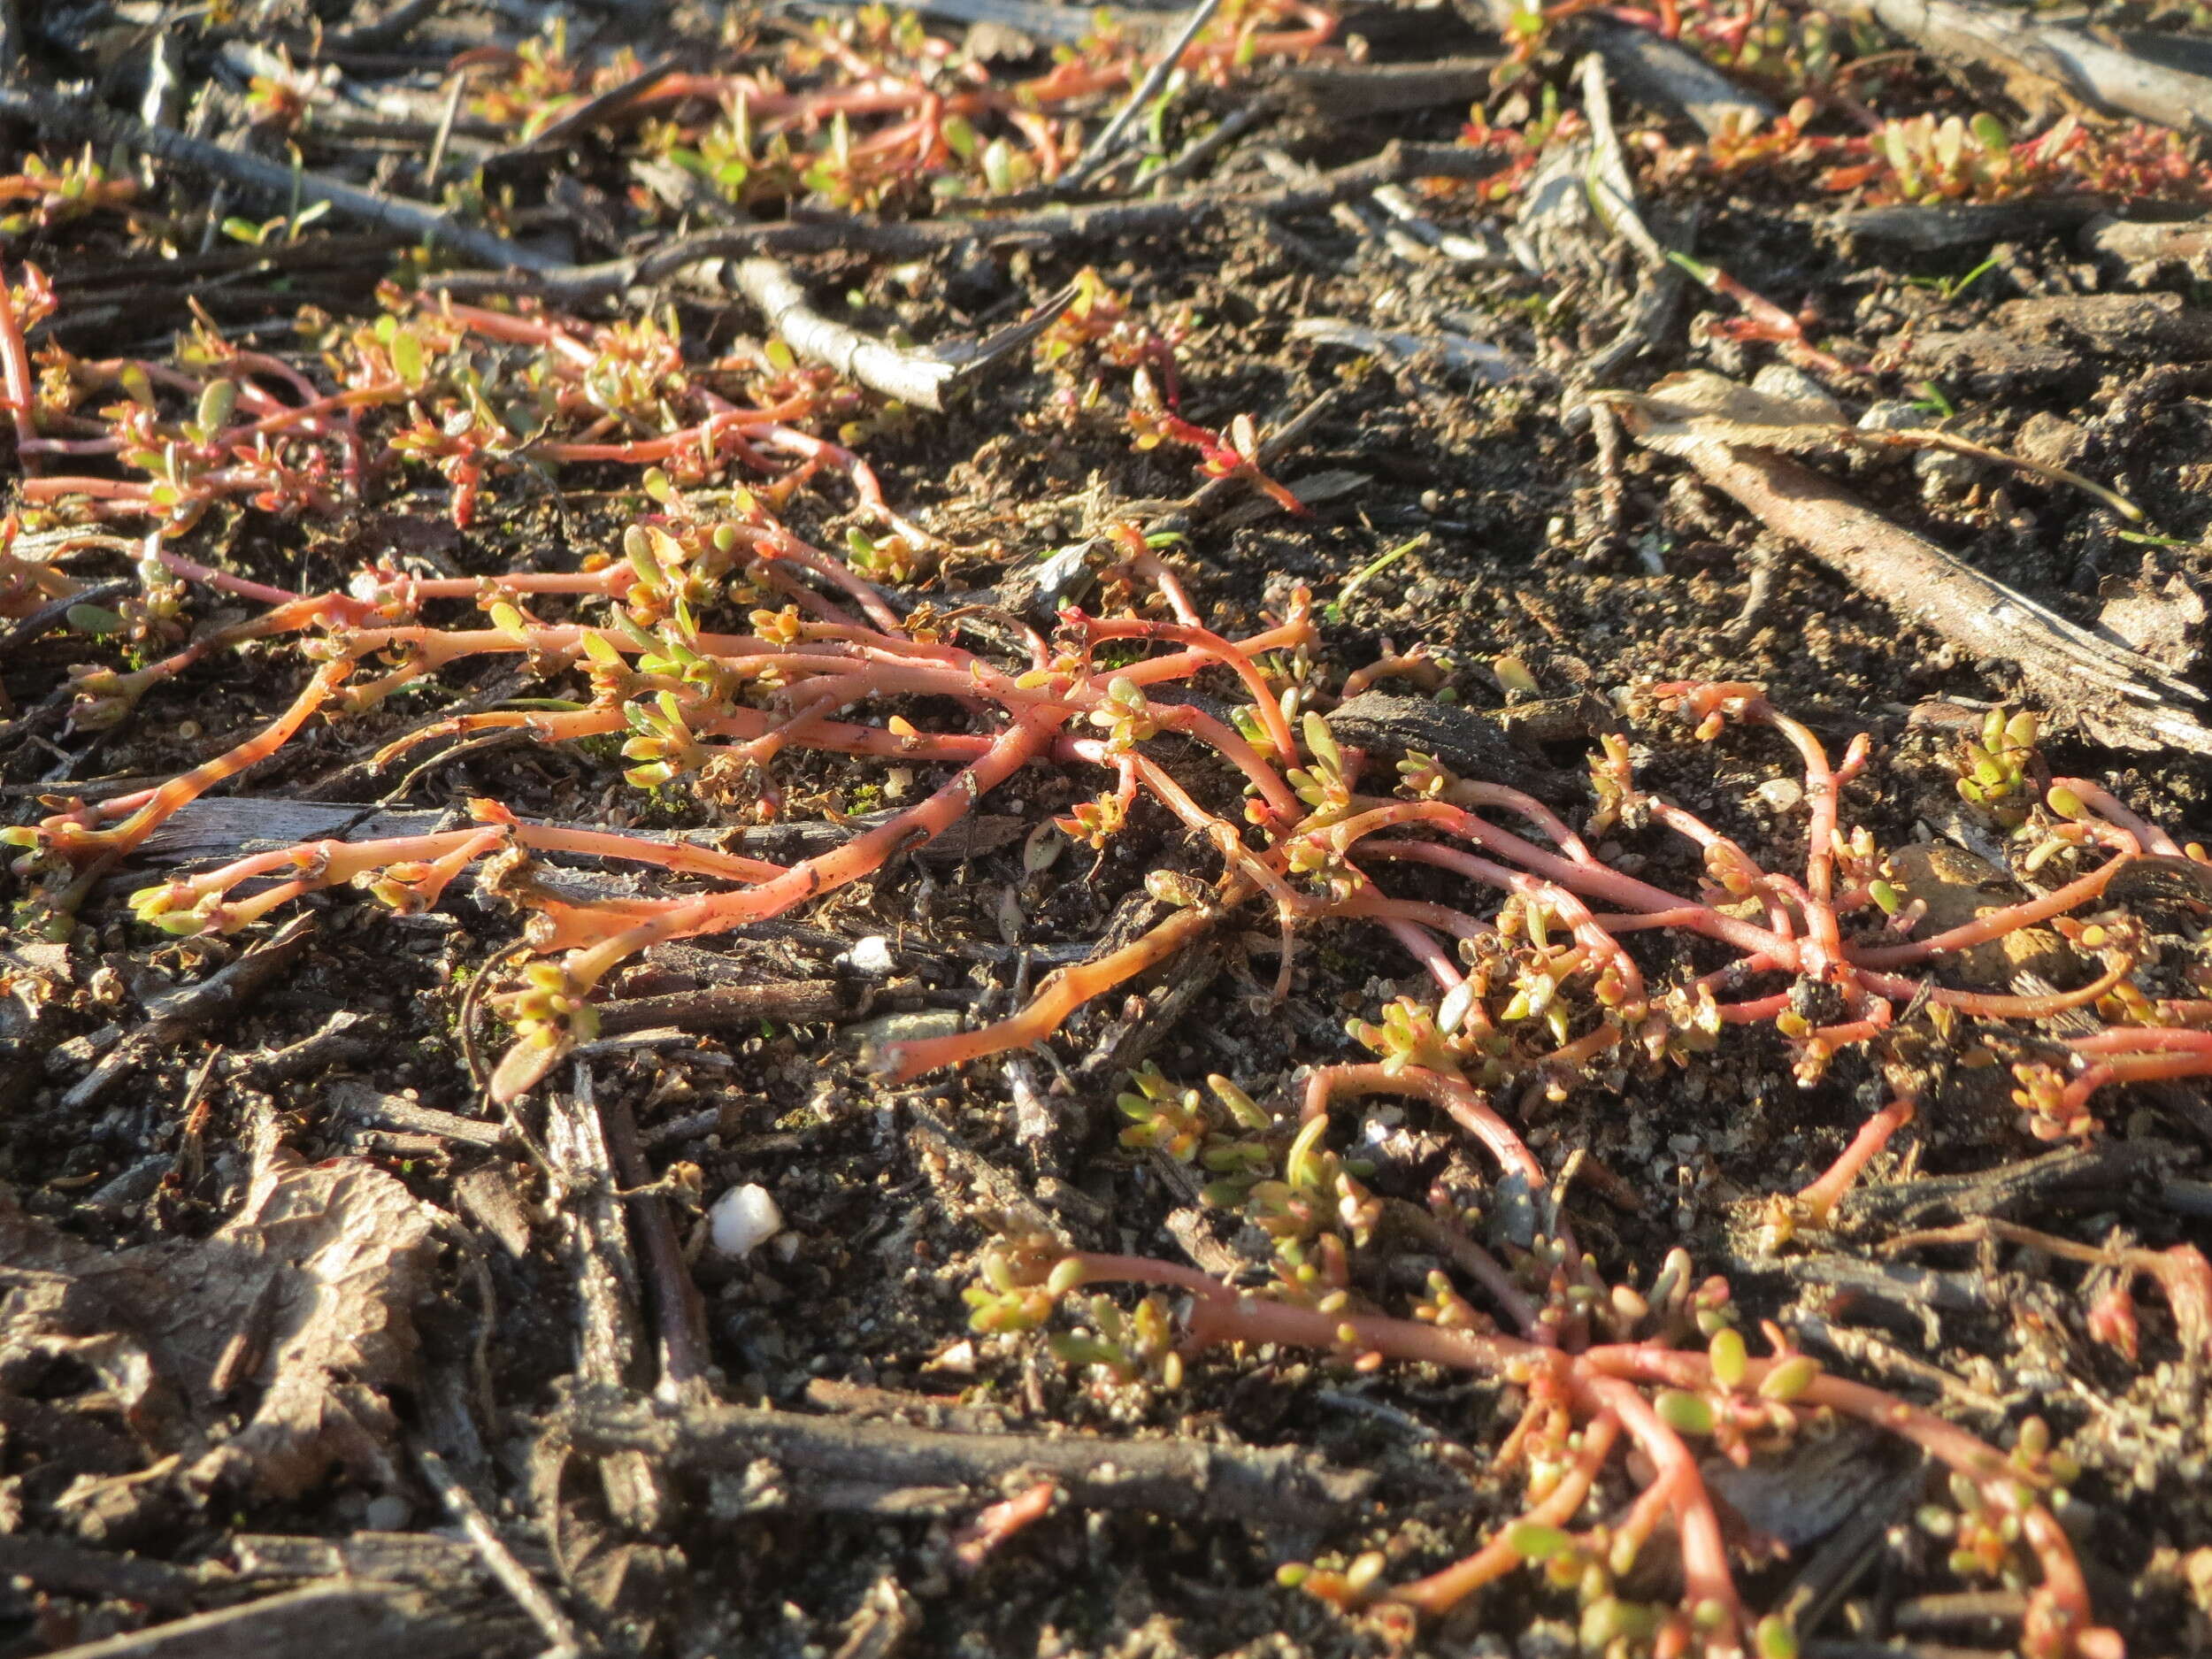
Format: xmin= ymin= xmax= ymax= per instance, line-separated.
xmin=1586 ymin=19 xmax=1775 ymax=137
xmin=1278 ymin=57 xmax=1500 ymax=118
xmin=1289 ymin=318 xmax=1529 ymax=382
xmin=2097 ymin=568 xmax=2207 ymax=672
xmin=1878 ymin=842 xmax=2071 ymax=985
xmin=1453 ymin=0 xmax=1771 ymax=134
xmin=2081 ymin=213 xmax=2212 ymax=279
xmin=1840 ymin=1139 xmax=2180 ymax=1230
xmin=451 ymin=1164 xmax=534 ymax=1258
xmin=1326 ymin=690 xmax=1592 ymax=792
xmin=557 ymin=1384 xmax=1378 ymax=1529
xmin=1701 ymin=1424 xmax=1901 ymax=1551
xmin=1609 ymin=424 xmax=2212 ymax=754
xmin=1993 ymin=291 xmax=2212 ymax=360
xmin=1882 ymin=326 xmax=2083 ymax=396
xmin=1834 ymin=196 xmax=2111 ymax=253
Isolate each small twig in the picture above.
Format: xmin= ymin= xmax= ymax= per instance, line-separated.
xmin=1062 ymin=0 xmax=1225 ymax=190
xmin=1578 ymin=54 xmax=1667 ymax=273
xmin=599 ymin=1086 xmax=714 ymax=1400
xmin=421 ymin=74 xmax=465 ymax=191
xmin=546 ymin=1062 xmax=671 ymax=1532
xmin=230 ymin=1008 xmax=388 ymax=1084
xmin=1590 ymin=398 xmax=1628 ymax=538
xmin=1138 ymin=386 xmax=1340 ymax=528
xmin=1577 ymin=250 xmax=1690 ymax=388
xmin=0 ymin=578 xmax=127 ymax=659
xmin=1769 ymin=1463 xmax=1927 ymax=1640
xmin=1280 ymin=57 xmax=1499 ymax=118
xmin=1148 ymin=97 xmax=1279 ymax=189
xmin=1727 ymin=538 xmax=1781 ymax=637
xmin=416 ymin=1445 xmax=586 ymax=1659
xmin=334 ymin=1080 xmax=515 ymax=1150
xmin=0 ymin=1535 xmax=204 ymax=1611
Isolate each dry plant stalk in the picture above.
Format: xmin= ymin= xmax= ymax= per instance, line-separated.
xmin=1602 ymin=373 xmax=2212 ymax=757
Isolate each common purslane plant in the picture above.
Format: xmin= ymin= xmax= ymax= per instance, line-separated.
xmin=12 ymin=491 xmax=2211 ymax=1122
xmin=459 ymin=0 xmax=1335 ymax=212
xmin=969 ymin=1206 xmax=2121 ymax=1659
xmin=8 ymin=113 xmax=2209 ymax=1653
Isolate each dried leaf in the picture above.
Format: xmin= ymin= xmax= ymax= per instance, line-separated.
xmin=0 ymin=1136 xmax=436 ymax=1501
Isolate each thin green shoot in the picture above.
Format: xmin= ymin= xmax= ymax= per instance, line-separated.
xmin=1327 ymin=534 xmax=1429 ymax=625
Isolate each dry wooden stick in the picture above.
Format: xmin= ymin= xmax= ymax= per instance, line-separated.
xmin=1833 ymin=0 xmax=2212 ymax=134
xmin=1840 ymin=1139 xmax=2182 ymax=1230
xmin=1839 ymin=195 xmax=2112 ymax=253
xmin=1624 ymin=433 xmax=2212 ymax=756
xmin=0 ymin=83 xmax=551 ymax=270
xmin=18 ymin=1582 xmax=517 ymax=1659
xmin=592 ymin=979 xmax=856 ymax=1036
xmin=1578 ymin=52 xmax=1668 ymax=272
xmin=730 ymin=259 xmax=1080 ymax=411
xmin=600 ymin=1085 xmax=715 ymax=1402
xmin=557 ymin=1385 xmax=1379 ymax=1528
xmin=429 ymin=141 xmax=1511 ymax=301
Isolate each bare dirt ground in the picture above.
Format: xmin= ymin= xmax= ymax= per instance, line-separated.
xmin=6 ymin=0 xmax=2212 ymax=1655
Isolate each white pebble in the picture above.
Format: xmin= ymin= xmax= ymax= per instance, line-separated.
xmin=843 ymin=935 xmax=896 ymax=976
xmin=710 ymin=1183 xmax=784 ymax=1258
xmin=1755 ymin=778 xmax=1803 ymax=812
